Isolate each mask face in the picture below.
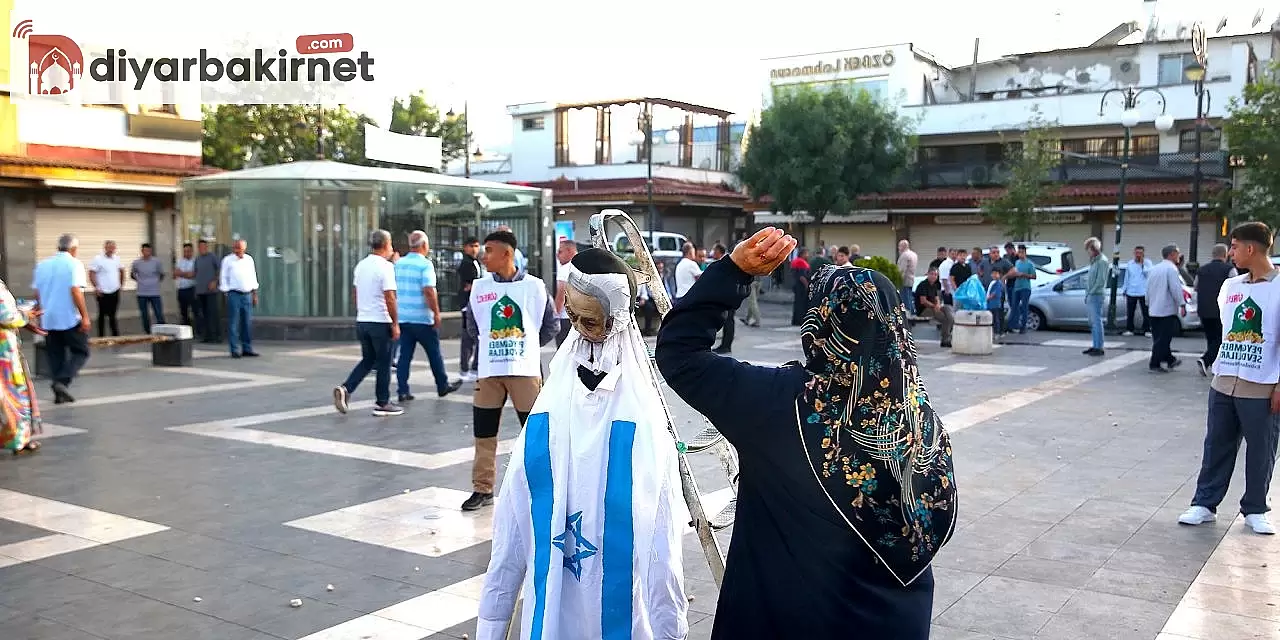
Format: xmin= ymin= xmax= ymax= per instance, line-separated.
xmin=565 ymin=284 xmax=612 ymax=343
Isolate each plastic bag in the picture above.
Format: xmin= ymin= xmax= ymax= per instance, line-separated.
xmin=955 ymin=275 xmax=987 ymax=311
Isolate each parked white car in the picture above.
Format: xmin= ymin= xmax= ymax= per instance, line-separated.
xmin=614 ymin=231 xmax=690 ymax=260
xmin=1026 ymin=266 xmax=1201 ymax=332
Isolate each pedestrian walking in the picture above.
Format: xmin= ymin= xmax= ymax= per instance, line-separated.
xmin=462 ymin=230 xmax=558 ymax=511
xmin=88 ymin=241 xmax=123 ymax=337
xmin=393 ymin=231 xmax=461 ymax=403
xmin=0 ymin=277 xmax=45 ymax=455
xmin=655 ymin=228 xmax=955 ymax=640
xmin=1146 ymin=244 xmax=1187 ymax=372
xmin=1178 ymin=222 xmax=1279 ymax=535
xmin=1194 ymin=243 xmax=1237 ymax=377
xmin=130 ymin=243 xmax=165 ymax=334
xmin=219 ymin=239 xmax=260 ymax=358
xmin=457 ymin=238 xmax=483 ymax=382
xmin=32 ymin=233 xmax=91 ymax=404
xmin=1082 ymin=237 xmax=1109 ymax=356
xmin=333 ymin=229 xmax=402 ymax=417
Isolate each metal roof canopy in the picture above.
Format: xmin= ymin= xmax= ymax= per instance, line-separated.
xmin=182 ymin=160 xmax=543 ymax=192
xmin=553 ymin=97 xmax=733 ymax=119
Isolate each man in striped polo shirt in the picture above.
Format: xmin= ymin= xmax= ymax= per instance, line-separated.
xmin=395 ymin=230 xmax=462 ymax=402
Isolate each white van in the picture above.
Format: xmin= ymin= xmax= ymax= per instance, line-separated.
xmin=614 ymin=231 xmax=690 ymax=260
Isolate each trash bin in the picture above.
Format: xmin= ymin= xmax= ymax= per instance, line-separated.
xmin=150 ymin=324 xmax=194 ymax=367
xmin=952 ymin=310 xmax=993 ymax=355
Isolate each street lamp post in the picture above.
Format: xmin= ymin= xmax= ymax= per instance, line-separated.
xmin=1185 ymin=22 xmax=1212 ymax=268
xmin=446 ymin=102 xmax=472 ymax=178
xmin=629 ymin=107 xmax=681 ymax=249
xmin=1098 ymin=86 xmax=1174 ymax=333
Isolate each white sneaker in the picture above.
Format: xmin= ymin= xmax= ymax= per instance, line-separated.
xmin=1244 ymin=513 xmax=1276 ymax=535
xmin=460 ymin=371 xmax=477 ymax=382
xmin=1178 ymin=506 xmax=1217 ymax=526
xmin=1122 ymin=331 xmax=1134 ymax=336
xmin=332 ymin=385 xmax=349 ymax=415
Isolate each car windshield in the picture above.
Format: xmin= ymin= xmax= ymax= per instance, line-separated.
xmin=1029 ymin=255 xmax=1050 ymax=267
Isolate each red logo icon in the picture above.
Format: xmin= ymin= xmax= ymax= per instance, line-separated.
xmin=13 ymin=20 xmax=84 ymax=96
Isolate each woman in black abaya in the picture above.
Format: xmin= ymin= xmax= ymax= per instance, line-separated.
xmin=656 ymin=227 xmax=957 ymax=639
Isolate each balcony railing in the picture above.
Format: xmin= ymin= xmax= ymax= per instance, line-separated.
xmin=560 ymin=141 xmax=742 ymax=173
xmin=895 ymin=151 xmax=1229 ymax=190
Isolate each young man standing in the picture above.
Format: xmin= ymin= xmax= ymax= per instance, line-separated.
xmin=674 ymin=242 xmax=701 ymax=303
xmin=175 ymin=243 xmax=198 ymax=329
xmin=193 ymin=239 xmax=221 ymax=343
xmin=131 ymin=243 xmax=165 ymax=334
xmin=88 ymin=240 xmax=123 ymax=337
xmin=1146 ymin=244 xmax=1188 ymax=371
xmin=1122 ymin=246 xmax=1153 ymax=337
xmin=1007 ymin=245 xmax=1037 ymax=333
xmin=333 ymin=229 xmax=402 ymax=417
xmin=393 ymin=230 xmax=461 ymax=403
xmin=1179 ymin=222 xmax=1280 ymax=535
xmin=1083 ymin=237 xmax=1110 ymax=356
xmin=463 ymin=230 xmax=558 ymax=511
xmin=1194 ymin=243 xmax=1238 ymax=377
xmin=457 ymin=238 xmax=483 ymax=382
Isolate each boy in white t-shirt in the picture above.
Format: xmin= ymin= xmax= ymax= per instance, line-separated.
xmin=333 ymin=230 xmax=403 ymax=417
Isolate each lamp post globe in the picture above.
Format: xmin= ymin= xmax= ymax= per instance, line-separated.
xmin=1154 ymin=113 xmax=1175 ymax=133
xmin=1120 ymin=109 xmax=1141 ymax=128
xmin=663 ymin=129 xmax=681 ymax=145
xmin=628 ymin=130 xmax=646 ymax=146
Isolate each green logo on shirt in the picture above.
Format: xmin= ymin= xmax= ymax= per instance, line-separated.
xmin=490 ymin=295 xmax=525 ymax=340
xmin=1227 ymin=296 xmax=1264 ymax=344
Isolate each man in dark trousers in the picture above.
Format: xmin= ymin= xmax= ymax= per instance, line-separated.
xmin=710 ymin=243 xmax=734 ymax=354
xmin=456 ymin=237 xmax=482 ymax=382
xmin=193 ymin=239 xmax=222 ymax=343
xmin=1193 ymin=243 xmax=1238 ymax=377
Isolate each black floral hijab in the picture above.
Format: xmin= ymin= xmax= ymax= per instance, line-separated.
xmin=796 ymin=264 xmax=957 ymax=586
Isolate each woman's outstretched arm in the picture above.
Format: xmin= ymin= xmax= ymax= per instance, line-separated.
xmin=655 ymin=257 xmax=805 ymax=442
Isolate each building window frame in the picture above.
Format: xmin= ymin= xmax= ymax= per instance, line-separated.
xmin=522 ymin=117 xmax=545 ymax=131
xmin=1157 ymin=52 xmax=1196 ymax=86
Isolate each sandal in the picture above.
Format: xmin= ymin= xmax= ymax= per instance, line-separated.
xmin=12 ymin=441 xmax=41 ymax=456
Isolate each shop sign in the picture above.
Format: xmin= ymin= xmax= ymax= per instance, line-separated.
xmin=1125 ymin=211 xmax=1192 ymax=223
xmin=933 ymin=215 xmax=985 ymax=225
xmin=769 ymin=50 xmax=896 ymax=79
xmin=50 ymin=193 xmax=147 ymax=209
xmin=1040 ymin=213 xmax=1084 ymax=224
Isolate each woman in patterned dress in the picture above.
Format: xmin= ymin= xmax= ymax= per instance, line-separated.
xmin=656 ymin=227 xmax=957 ymax=639
xmin=0 ymin=277 xmax=45 ymax=455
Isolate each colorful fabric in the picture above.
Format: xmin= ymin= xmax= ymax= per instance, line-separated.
xmin=0 ymin=280 xmax=41 ymax=451
xmin=797 ymin=265 xmax=957 ymax=586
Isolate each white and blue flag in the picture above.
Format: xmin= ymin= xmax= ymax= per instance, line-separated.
xmin=477 ymin=272 xmax=688 ymax=640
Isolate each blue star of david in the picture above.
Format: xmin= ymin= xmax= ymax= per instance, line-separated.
xmin=552 ymin=511 xmax=598 ymax=581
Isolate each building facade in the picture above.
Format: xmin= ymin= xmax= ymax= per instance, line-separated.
xmin=0 ymin=0 xmax=207 ymax=330
xmin=754 ymin=5 xmax=1280 ymax=266
xmin=450 ymin=98 xmax=749 ymax=249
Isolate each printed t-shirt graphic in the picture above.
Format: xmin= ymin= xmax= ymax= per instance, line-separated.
xmin=1227 ymin=297 xmax=1264 ymax=343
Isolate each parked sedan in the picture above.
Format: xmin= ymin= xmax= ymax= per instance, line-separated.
xmin=1026 ymin=266 xmax=1201 ymax=332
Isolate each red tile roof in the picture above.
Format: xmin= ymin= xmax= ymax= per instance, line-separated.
xmin=0 ymin=154 xmax=219 ymax=177
xmin=521 ymin=177 xmax=747 ymax=201
xmin=752 ymin=180 xmax=1221 ymax=210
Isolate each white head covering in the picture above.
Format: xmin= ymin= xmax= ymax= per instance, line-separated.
xmin=564 ymin=270 xmax=635 ymax=375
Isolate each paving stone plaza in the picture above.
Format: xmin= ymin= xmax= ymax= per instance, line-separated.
xmin=1 ymin=304 xmax=1277 ymax=640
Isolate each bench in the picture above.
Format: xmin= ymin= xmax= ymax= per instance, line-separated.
xmin=33 ymin=324 xmax=194 ymax=378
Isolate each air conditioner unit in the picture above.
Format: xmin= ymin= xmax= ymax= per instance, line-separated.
xmin=967 ymin=165 xmax=990 ymax=185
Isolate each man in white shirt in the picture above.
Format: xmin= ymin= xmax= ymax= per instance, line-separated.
xmin=553 ymin=238 xmax=578 ymax=347
xmin=88 ymin=240 xmax=124 ymax=337
xmin=1146 ymin=244 xmax=1188 ymax=372
xmin=174 ymin=242 xmax=198 ymax=329
xmin=333 ymin=230 xmax=403 ymax=417
xmin=674 ymin=242 xmax=701 ymax=301
xmin=218 ymin=239 xmax=260 ymax=358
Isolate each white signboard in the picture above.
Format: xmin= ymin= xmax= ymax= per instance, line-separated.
xmin=363 ymin=123 xmax=442 ymax=170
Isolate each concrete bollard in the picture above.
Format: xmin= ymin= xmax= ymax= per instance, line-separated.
xmin=952 ymin=310 xmax=994 ymax=355
xmin=150 ymin=324 xmax=194 ymax=367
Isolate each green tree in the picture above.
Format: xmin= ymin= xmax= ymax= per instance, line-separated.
xmin=1224 ymin=60 xmax=1280 ymax=228
xmin=980 ymin=115 xmax=1062 ymax=241
xmin=201 ymin=91 xmax=466 ymax=171
xmin=738 ymin=86 xmax=913 ymax=228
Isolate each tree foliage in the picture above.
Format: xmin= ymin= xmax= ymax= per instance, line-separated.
xmin=201 ymin=91 xmax=467 ymax=171
xmin=853 ymin=255 xmax=903 ymax=288
xmin=981 ymin=114 xmax=1062 ymax=241
xmin=738 ymin=86 xmax=913 ymax=225
xmin=1224 ymin=60 xmax=1280 ymax=229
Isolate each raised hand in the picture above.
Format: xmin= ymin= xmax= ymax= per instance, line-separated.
xmin=730 ymin=227 xmax=798 ymax=277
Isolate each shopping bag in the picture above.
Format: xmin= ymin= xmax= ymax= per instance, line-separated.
xmin=955 ymin=275 xmax=987 ymax=311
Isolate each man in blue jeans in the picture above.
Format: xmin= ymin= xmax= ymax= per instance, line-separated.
xmin=218 ymin=239 xmax=259 ymax=358
xmin=1082 ymin=237 xmax=1110 ymax=356
xmin=333 ymin=229 xmax=403 ymax=417
xmin=394 ymin=230 xmax=462 ymax=403
xmin=1007 ymin=244 xmax=1037 ymax=333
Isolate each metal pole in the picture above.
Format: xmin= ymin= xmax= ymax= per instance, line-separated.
xmin=645 ymin=106 xmax=655 ymax=248
xmin=1107 ymin=125 xmax=1131 ymax=333
xmin=1189 ymin=83 xmax=1204 ymax=266
xmin=464 ymin=101 xmax=471 ymax=179
xmin=316 ymin=105 xmax=324 ymax=158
